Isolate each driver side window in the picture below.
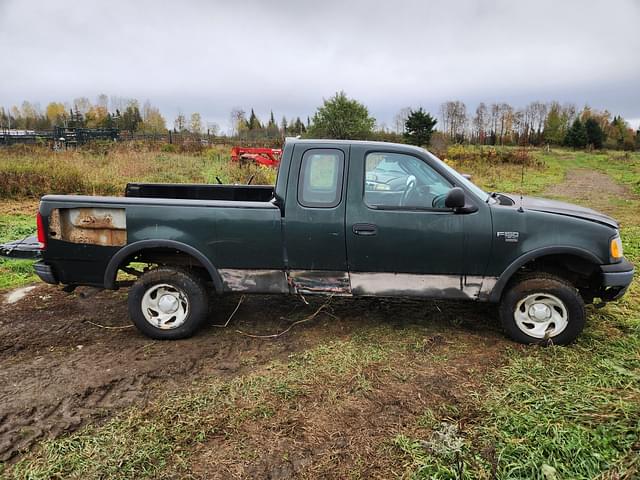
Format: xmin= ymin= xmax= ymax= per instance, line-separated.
xmin=364 ymin=152 xmax=452 ymax=209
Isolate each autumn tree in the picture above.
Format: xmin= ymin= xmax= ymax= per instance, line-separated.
xmin=190 ymin=112 xmax=203 ymax=134
xmin=307 ymin=91 xmax=375 ymax=139
xmin=141 ymin=101 xmax=166 ymax=133
xmin=403 ymin=108 xmax=437 ymax=146
xmin=46 ymin=102 xmax=67 ymax=126
xmin=543 ymin=102 xmax=564 ymax=145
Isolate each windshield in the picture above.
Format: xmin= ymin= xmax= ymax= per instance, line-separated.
xmin=424 ymin=150 xmax=489 ymax=201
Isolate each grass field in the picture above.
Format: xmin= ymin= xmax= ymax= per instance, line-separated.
xmin=0 ymin=145 xmax=639 ymax=479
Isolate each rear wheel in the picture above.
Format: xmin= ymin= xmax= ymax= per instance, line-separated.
xmin=499 ymin=273 xmax=585 ymax=345
xmin=128 ymin=267 xmax=209 ymax=340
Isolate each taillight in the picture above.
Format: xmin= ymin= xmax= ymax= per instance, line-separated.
xmin=37 ymin=212 xmax=46 ymax=249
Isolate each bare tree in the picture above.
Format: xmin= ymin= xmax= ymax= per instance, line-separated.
xmin=393 ymin=107 xmax=412 ymax=134
xmin=174 ymin=110 xmax=186 ymax=132
xmin=473 ymin=102 xmax=488 ymax=144
xmin=229 ymin=107 xmax=246 ymax=136
xmin=440 ymin=100 xmax=467 ymax=142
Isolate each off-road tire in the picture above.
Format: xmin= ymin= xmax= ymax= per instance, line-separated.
xmin=128 ymin=267 xmax=209 ymax=340
xmin=499 ymin=272 xmax=585 ymax=346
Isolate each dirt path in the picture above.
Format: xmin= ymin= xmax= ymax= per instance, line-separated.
xmin=544 ymin=168 xmax=632 ymax=213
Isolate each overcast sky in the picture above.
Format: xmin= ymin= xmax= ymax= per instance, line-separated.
xmin=1 ymin=0 xmax=639 ymax=132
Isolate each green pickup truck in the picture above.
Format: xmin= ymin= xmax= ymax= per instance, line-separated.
xmin=1 ymin=139 xmax=634 ymax=344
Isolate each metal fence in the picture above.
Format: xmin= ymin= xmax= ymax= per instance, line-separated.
xmin=0 ymin=129 xmax=282 ymax=148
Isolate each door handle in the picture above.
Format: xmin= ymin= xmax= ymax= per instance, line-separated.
xmin=352 ymin=223 xmax=377 ymax=236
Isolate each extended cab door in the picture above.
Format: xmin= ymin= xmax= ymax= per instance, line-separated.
xmin=283 ymin=143 xmax=350 ymax=294
xmin=345 ymin=144 xmax=491 ymax=300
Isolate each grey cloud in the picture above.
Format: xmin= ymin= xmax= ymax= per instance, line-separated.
xmin=1 ymin=0 xmax=639 ymax=131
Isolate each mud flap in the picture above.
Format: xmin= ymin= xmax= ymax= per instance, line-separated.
xmin=0 ymin=236 xmax=42 ymax=260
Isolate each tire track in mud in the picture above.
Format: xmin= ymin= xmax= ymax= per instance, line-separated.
xmin=0 ymin=282 xmax=501 ymax=463
xmin=0 ymin=288 xmax=323 ymax=461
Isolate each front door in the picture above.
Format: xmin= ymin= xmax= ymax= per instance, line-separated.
xmin=345 ymin=145 xmax=478 ymax=299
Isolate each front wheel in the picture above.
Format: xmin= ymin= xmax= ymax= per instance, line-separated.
xmin=128 ymin=267 xmax=209 ymax=340
xmin=499 ymin=273 xmax=585 ymax=345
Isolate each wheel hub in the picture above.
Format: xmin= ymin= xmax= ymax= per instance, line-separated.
xmin=140 ymin=283 xmax=189 ymax=330
xmin=528 ymin=303 xmax=551 ymax=321
xmin=158 ymin=294 xmax=179 ymax=314
xmin=513 ymin=293 xmax=569 ymax=339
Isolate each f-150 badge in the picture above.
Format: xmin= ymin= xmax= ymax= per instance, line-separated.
xmin=497 ymin=231 xmax=519 ymax=243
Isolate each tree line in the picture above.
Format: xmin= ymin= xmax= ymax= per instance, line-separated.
xmin=0 ymin=95 xmax=169 ymax=134
xmin=1 ymin=92 xmax=638 ymax=150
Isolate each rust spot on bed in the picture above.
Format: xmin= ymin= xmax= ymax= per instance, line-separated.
xmin=48 ymin=208 xmax=126 ymax=246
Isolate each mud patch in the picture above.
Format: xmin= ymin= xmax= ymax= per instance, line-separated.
xmin=0 ymin=284 xmax=505 ymax=464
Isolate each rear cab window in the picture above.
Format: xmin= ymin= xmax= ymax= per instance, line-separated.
xmin=298 ymin=149 xmax=345 ymax=208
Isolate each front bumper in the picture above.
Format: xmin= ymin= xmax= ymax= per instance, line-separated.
xmin=34 ymin=261 xmax=58 ymax=285
xmin=600 ymin=259 xmax=635 ymax=301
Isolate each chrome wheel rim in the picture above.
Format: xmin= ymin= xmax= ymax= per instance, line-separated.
xmin=141 ymin=283 xmax=189 ymax=329
xmin=514 ymin=293 xmax=568 ymax=339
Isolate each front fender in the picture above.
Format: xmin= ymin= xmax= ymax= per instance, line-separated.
xmin=487 ymin=245 xmax=603 ymax=302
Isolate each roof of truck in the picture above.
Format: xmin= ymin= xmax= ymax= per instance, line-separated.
xmin=284 ymin=137 xmax=432 ymax=154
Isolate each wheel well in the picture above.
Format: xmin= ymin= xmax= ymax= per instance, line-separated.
xmin=508 ymin=253 xmax=600 ymax=301
xmin=105 ymin=245 xmax=222 ymax=292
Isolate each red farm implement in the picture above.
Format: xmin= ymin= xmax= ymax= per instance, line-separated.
xmin=230 ymin=147 xmax=282 ymax=167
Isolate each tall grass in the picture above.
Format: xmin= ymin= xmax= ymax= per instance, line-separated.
xmin=0 ymin=144 xmax=277 ymax=199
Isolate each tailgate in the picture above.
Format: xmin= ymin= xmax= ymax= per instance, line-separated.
xmin=0 ymin=236 xmax=42 ymax=260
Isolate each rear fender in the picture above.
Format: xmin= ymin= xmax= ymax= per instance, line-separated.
xmin=103 ymin=239 xmax=223 ymax=292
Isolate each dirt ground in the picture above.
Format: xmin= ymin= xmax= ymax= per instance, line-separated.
xmin=0 ymin=283 xmax=505 ymax=467
xmin=544 ymin=168 xmax=629 ymax=213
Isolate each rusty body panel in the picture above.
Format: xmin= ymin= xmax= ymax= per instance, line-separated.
xmin=288 ymin=270 xmax=351 ymax=295
xmin=49 ymin=208 xmax=126 ymax=247
xmin=219 ymin=269 xmax=288 ymax=294
xmin=218 ymin=269 xmax=497 ymax=300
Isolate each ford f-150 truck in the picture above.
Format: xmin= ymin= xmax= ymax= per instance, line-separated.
xmin=1 ymin=139 xmax=634 ymax=344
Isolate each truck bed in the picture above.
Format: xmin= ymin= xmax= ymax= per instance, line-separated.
xmin=125 ymin=183 xmax=274 ymax=202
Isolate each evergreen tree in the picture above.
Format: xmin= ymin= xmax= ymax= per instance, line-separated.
xmin=248 ymin=109 xmax=261 ymax=130
xmin=564 ymin=118 xmax=587 ymax=148
xmin=403 ymin=108 xmax=437 ymax=146
xmin=584 ymin=117 xmax=604 ymax=149
xmin=268 ymin=111 xmax=276 ymax=128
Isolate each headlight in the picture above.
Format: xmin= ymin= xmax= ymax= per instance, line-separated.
xmin=610 ymin=235 xmax=623 ymax=261
xmin=374 ymin=184 xmax=391 ymax=191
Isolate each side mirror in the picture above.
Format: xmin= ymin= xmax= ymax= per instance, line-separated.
xmin=445 ymin=187 xmax=465 ymax=209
